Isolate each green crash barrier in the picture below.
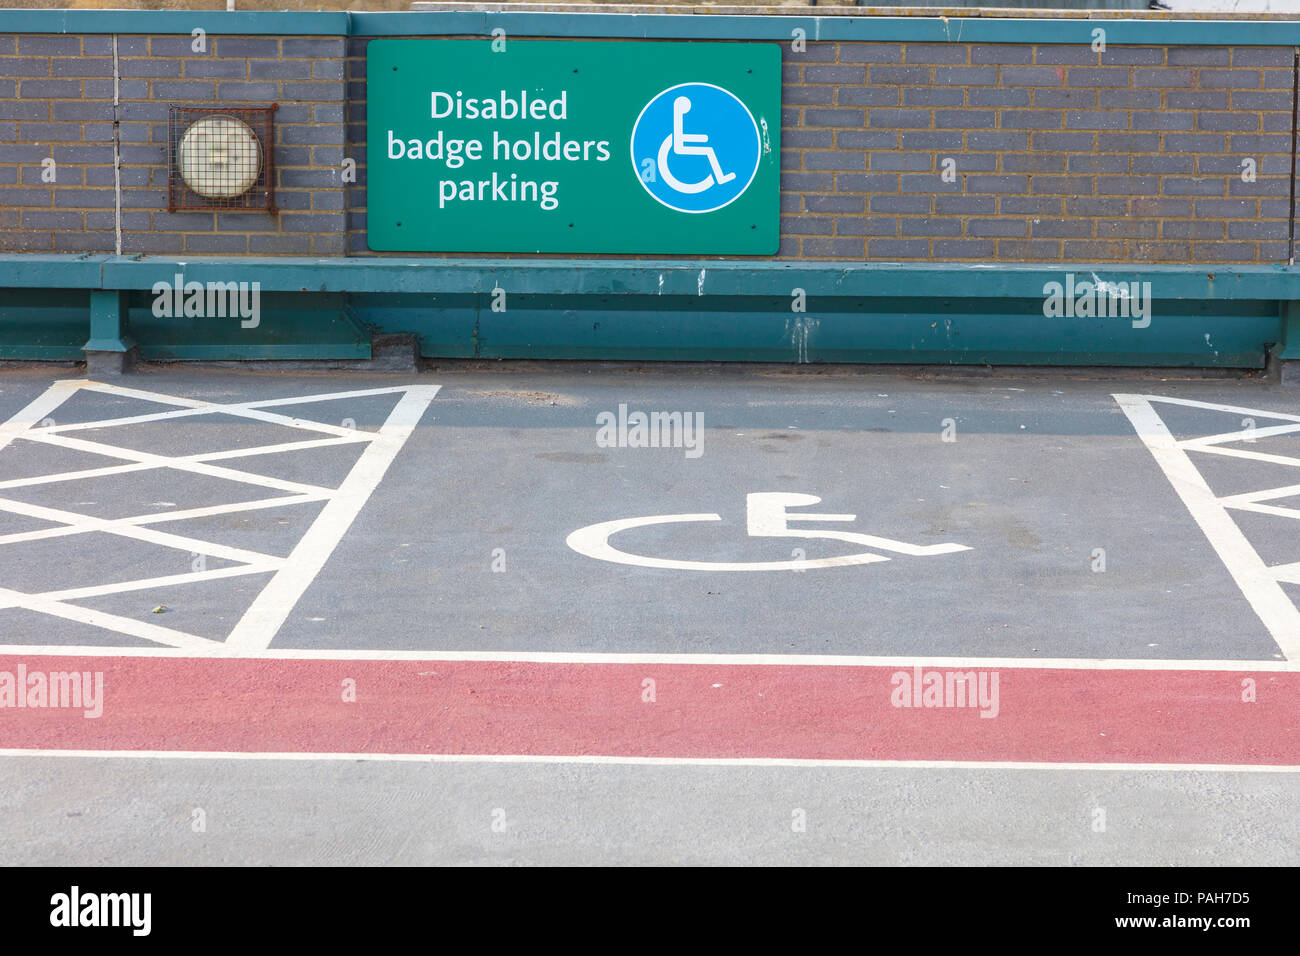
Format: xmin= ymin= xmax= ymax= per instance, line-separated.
xmin=0 ymin=256 xmax=1295 ymax=369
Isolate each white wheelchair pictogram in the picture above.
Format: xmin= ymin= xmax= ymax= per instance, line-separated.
xmin=656 ymin=95 xmax=736 ymax=195
xmin=566 ymin=493 xmax=972 ymax=572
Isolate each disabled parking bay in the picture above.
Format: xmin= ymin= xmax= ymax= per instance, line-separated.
xmin=1 ymin=365 xmax=1298 ymax=865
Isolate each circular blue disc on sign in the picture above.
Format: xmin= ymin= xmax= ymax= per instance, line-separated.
xmin=630 ymin=82 xmax=762 ymax=215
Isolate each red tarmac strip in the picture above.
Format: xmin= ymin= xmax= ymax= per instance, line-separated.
xmin=0 ymin=655 xmax=1297 ymax=765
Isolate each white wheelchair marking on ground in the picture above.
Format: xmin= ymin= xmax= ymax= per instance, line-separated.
xmin=0 ymin=379 xmax=439 ymax=651
xmin=567 ymin=492 xmax=971 ymax=571
xmin=1116 ymin=393 xmax=1300 ymax=660
xmin=656 ymin=95 xmax=736 ymax=195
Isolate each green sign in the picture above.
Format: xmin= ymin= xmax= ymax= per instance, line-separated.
xmin=366 ymin=39 xmax=781 ymax=254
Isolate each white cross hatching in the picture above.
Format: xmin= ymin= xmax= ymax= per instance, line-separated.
xmin=1116 ymin=393 xmax=1300 ymax=659
xmin=0 ymin=379 xmax=440 ymax=652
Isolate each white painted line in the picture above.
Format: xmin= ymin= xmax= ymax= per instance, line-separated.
xmin=1179 ymin=422 xmax=1300 ymax=448
xmin=224 ymin=384 xmax=441 ymax=650
xmin=0 ymin=644 xmax=1289 ymax=671
xmin=0 ymin=748 xmax=1297 ymax=773
xmin=1116 ymin=394 xmax=1300 ymax=660
xmin=1131 ymin=394 xmax=1300 ymax=425
xmin=1181 ymin=443 xmax=1300 ymax=469
xmin=0 ymin=380 xmax=81 ymax=454
xmin=0 ymin=587 xmax=222 ymax=650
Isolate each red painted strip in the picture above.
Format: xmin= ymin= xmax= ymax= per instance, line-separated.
xmin=0 ymin=656 xmax=1297 ymax=765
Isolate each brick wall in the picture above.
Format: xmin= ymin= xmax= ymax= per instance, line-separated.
xmin=4 ymin=32 xmax=1297 ymax=264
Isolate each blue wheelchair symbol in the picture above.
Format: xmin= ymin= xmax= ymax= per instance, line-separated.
xmin=630 ymin=83 xmax=761 ymax=214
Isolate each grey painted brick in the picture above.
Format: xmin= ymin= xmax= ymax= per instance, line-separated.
xmin=184 ymin=234 xmax=252 ymax=254
xmin=1002 ymin=110 xmax=1063 ymax=129
xmin=1134 ymin=68 xmax=1196 ymax=88
xmin=273 ymin=191 xmax=312 ymax=211
xmin=782 ymin=172 xmax=834 ymax=191
xmin=119 ymin=58 xmax=182 ymax=79
xmin=1167 ymin=48 xmax=1231 ymax=67
xmin=0 ymin=168 xmax=15 ymax=185
xmin=804 ymin=151 xmax=866 ymax=171
xmin=998 ymin=67 xmax=1060 ymax=87
xmin=18 ymin=36 xmax=81 ymax=55
xmin=1229 ymin=134 xmax=1291 ymax=152
xmin=1002 ymin=153 xmax=1066 ymax=172
xmin=1131 ymin=197 xmax=1195 ymax=217
xmin=216 ymin=38 xmax=280 ymax=58
xmin=945 ymin=153 xmax=997 ymax=171
xmin=1162 ymin=177 xmax=1225 ymax=196
xmin=966 ymin=131 xmax=1030 ymax=151
xmin=1098 ymin=89 xmax=1161 ymax=109
xmin=53 ymin=188 xmax=113 ymax=208
xmin=249 ymin=233 xmax=312 ymax=254
xmin=1190 ymin=242 xmax=1255 ymax=262
xmin=1066 ymin=110 xmax=1129 ymax=130
xmin=1229 ymin=176 xmax=1290 ymax=197
xmin=88 ymin=210 xmax=149 ymax=231
xmin=870 ymin=195 xmax=931 ymax=213
xmin=1196 ymin=198 xmax=1257 ymax=217
xmin=1133 ymin=154 xmax=1193 ymax=174
xmin=120 ymin=188 xmax=169 ymax=209
xmin=973 ymin=44 xmax=1033 ymax=65
xmin=217 ymin=82 xmax=279 ymax=102
xmin=1032 ymin=219 xmax=1094 ymax=239
xmin=1034 ymin=46 xmax=1100 ymax=66
xmin=1166 ymin=90 xmax=1230 ymax=110
xmin=113 ymin=37 xmax=148 ymax=56
xmin=1260 ymin=199 xmax=1292 ymax=217
xmin=1031 ymin=176 xmax=1099 ymax=194
xmin=780 ymin=150 xmax=800 ymax=171
xmin=1198 ymin=154 xmax=1287 ymax=175
xmin=153 ymin=81 xmax=216 ymax=100
xmin=0 ymin=58 xmax=49 ymax=78
xmin=899 ymin=173 xmax=959 ymax=193
xmin=52 ymin=231 xmax=112 ymax=253
xmin=805 ymin=65 xmax=866 ymax=84
xmin=19 ymin=122 xmax=83 ymax=141
xmin=935 ymin=109 xmax=996 ymax=129
xmin=837 ymin=87 xmax=899 ymax=107
xmin=966 ymin=174 xmax=1029 ymax=193
xmin=822 ymin=216 xmax=890 ymax=236
xmin=1133 ymin=111 xmax=1195 ymax=131
xmin=1261 ymin=112 xmax=1296 ymax=132
xmin=283 ymin=38 xmax=346 ymax=58
xmin=312 ymin=234 xmax=346 ymax=256
xmin=904 ymin=44 xmax=967 ymax=65
xmin=312 ymin=146 xmax=346 ymax=167
xmin=804 ymin=194 xmax=865 ymax=213
xmin=84 ymin=124 xmax=114 ymax=143
xmin=1162 ymin=133 xmax=1228 ymax=152
xmin=838 ymin=44 xmax=903 ymax=64
xmin=785 ymin=129 xmax=834 ymax=149
xmin=1129 ymin=241 xmax=1192 ymax=260
xmin=51 ymin=57 xmax=113 ymax=78
xmin=87 ymin=79 xmax=147 ymax=99
xmin=1096 ymin=219 xmax=1158 ymax=239
xmin=121 ymin=232 xmax=184 ymax=254
xmin=1067 ymin=68 xmax=1132 ymax=87
xmin=967 ymin=218 xmax=1028 ymax=237
xmin=1232 ymin=47 xmax=1294 ymax=67
xmin=149 ymin=37 xmax=202 ymax=57
xmin=279 ymin=168 xmax=343 ymax=188
xmin=1197 ymin=112 xmax=1261 ymax=132
xmin=0 ymin=145 xmax=50 ymax=163
xmin=21 ymin=210 xmax=82 ymax=229
xmin=1198 ymin=69 xmax=1261 ymax=89
xmin=934 ymin=239 xmax=997 ymax=258
xmin=1066 ymin=197 xmax=1129 ymax=216
xmin=23 ymin=166 xmax=78 ymax=186
xmin=934 ymin=67 xmax=997 ymax=86
xmin=1092 ymin=132 xmax=1157 ymax=152
xmin=868 ymin=238 xmax=929 ymax=258
xmin=868 ymin=66 xmax=931 ymax=86
xmin=901 ymin=217 xmax=962 ymax=237
xmin=782 ymin=64 xmax=800 ymax=83
xmin=868 ymin=152 xmax=934 ymax=171
xmin=804 ymin=109 xmax=865 ymax=128
xmin=282 ymin=81 xmax=344 ymax=100
xmin=1259 ymin=70 xmax=1288 ymax=90
xmin=0 ymin=79 xmax=12 ymax=97
xmin=785 ymin=86 xmax=834 ymax=106
xmin=1033 ymin=89 xmax=1098 ymax=108
xmin=1097 ymin=176 xmax=1160 ymax=195
xmin=250 ymin=60 xmax=311 ymax=80
xmin=217 ymin=212 xmax=279 ymax=232
xmin=1227 ymin=220 xmax=1287 ymax=239
xmin=54 ymin=145 xmax=114 ymax=164
xmin=901 ymin=88 xmax=963 ymax=107
xmin=899 ymin=131 xmax=963 ymax=149
xmin=781 ymin=216 xmax=833 ymax=235
xmin=20 ymin=79 xmax=82 ymax=99
xmin=801 ymin=238 xmax=866 ymax=257
xmin=51 ymin=101 xmax=109 ymax=121
xmin=788 ymin=43 xmax=836 ymax=63
xmin=835 ymin=173 xmax=899 ymax=192
xmin=867 ymin=109 xmax=932 ymax=129
xmin=969 ymin=88 xmax=1030 ymax=107
xmin=1062 ymin=241 xmax=1128 ymax=259
xmin=149 ymin=211 xmax=216 ymax=230
xmin=1069 ymin=154 xmax=1130 ymax=173
xmin=1257 ymin=241 xmax=1289 ymax=261
xmin=934 ymin=195 xmax=996 ymax=215
xmin=1103 ymin=48 xmax=1165 ymax=66
xmin=1162 ymin=220 xmax=1226 ymax=239
xmin=0 ymin=100 xmax=51 ymax=121
xmin=1000 ymin=197 xmax=1064 ymax=215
